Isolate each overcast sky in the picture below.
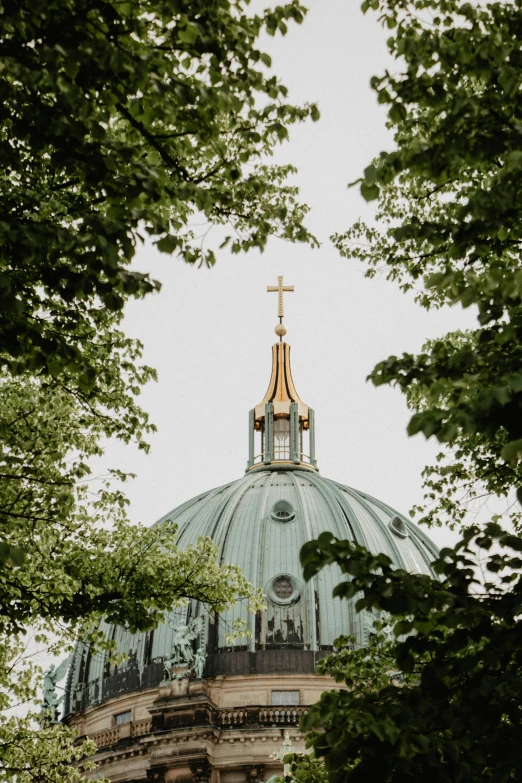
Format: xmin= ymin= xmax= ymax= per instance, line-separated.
xmin=99 ymin=0 xmax=479 ymax=551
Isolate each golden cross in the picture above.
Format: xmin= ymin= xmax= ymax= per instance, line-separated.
xmin=267 ymin=276 xmax=294 ymax=319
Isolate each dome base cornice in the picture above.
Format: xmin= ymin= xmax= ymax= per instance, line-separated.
xmin=246 ymin=461 xmax=319 ymax=474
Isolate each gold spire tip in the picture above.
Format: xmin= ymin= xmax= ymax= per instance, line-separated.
xmin=267 ymin=275 xmax=294 ymax=339
xmin=267 ymin=275 xmax=294 ymax=319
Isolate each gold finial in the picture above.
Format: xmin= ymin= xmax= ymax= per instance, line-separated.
xmin=267 ymin=275 xmax=294 ymax=319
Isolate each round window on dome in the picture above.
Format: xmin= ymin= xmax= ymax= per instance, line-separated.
xmin=266 ymin=573 xmax=301 ymax=606
xmin=389 ymin=515 xmax=409 ymax=539
xmin=270 ymin=500 xmax=295 ymax=523
xmin=273 ymin=577 xmax=293 ymax=599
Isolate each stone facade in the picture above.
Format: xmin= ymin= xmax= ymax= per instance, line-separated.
xmin=68 ymin=673 xmax=336 ymax=783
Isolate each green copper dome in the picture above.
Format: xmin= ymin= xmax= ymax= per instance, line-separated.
xmin=64 ymin=467 xmax=438 ymax=715
xmin=64 ymin=328 xmax=439 ymax=717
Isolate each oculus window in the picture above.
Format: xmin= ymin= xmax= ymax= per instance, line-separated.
xmin=389 ymin=515 xmax=409 ymax=539
xmin=266 ymin=573 xmax=302 ymax=606
xmin=273 ymin=577 xmax=293 ymax=600
xmin=270 ymin=500 xmax=295 ymax=523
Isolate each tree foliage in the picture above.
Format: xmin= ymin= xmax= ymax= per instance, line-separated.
xmin=1 ymin=636 xmax=98 ymax=783
xmin=1 ymin=0 xmax=316 ymax=779
xmin=1 ymin=0 xmax=318 ymax=383
xmin=0 ymin=360 xmax=264 ymax=638
xmin=0 ymin=329 xmax=265 ymax=783
xmin=291 ymin=1 xmax=522 ymax=781
xmin=333 ymin=0 xmax=522 ymax=527
xmin=296 ymin=525 xmax=522 ymax=783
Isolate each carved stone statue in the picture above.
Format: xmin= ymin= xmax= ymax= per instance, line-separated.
xmin=171 ymin=616 xmax=203 ymax=665
xmin=162 ymin=655 xmax=177 ymax=682
xmin=41 ymin=655 xmax=72 ymax=722
xmin=192 ymin=646 xmax=206 ymax=679
xmin=171 ymin=623 xmax=195 ymax=666
xmin=42 ymin=665 xmax=60 ymax=716
xmin=162 ymin=617 xmax=204 ymax=681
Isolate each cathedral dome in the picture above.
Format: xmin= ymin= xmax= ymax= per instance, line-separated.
xmin=63 ymin=278 xmax=439 ymax=783
xmin=65 ymin=453 xmax=438 ymax=716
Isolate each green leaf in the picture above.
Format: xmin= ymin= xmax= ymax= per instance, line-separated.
xmin=361 ymin=182 xmax=380 ymax=201
xmin=0 ymin=541 xmax=25 ymax=567
xmin=364 ymin=164 xmax=378 ymax=184
xmin=156 ymin=235 xmax=180 ymax=253
xmin=505 ymin=150 xmax=522 ymax=170
xmin=178 ymin=23 xmax=200 ymax=44
xmin=388 ymin=103 xmax=407 ymax=124
xmin=393 ymin=619 xmax=413 ymax=637
xmin=501 ymin=439 xmax=522 ymax=463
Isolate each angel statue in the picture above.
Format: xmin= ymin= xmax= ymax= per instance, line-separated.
xmin=41 ymin=654 xmax=72 ymax=723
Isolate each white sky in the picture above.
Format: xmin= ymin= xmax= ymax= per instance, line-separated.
xmin=100 ymin=0 xmax=480 ymax=550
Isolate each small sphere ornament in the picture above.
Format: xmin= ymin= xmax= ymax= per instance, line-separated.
xmin=275 ymin=323 xmax=287 ymax=337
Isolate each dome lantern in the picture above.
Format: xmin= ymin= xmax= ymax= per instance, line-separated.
xmin=247 ymin=277 xmax=317 ymax=472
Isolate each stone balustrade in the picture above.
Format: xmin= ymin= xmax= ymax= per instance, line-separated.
xmin=89 ymin=719 xmax=152 ymax=749
xmin=258 ymin=708 xmax=308 ymax=724
xmin=132 ymin=719 xmax=152 ymax=737
xmin=218 ymin=710 xmax=247 ymax=726
xmin=90 ymin=727 xmax=119 ymax=749
xmin=87 ymin=707 xmax=306 ymax=750
xmin=218 ymin=707 xmax=307 ymax=726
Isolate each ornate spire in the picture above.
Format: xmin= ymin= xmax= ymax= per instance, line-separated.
xmin=246 ymin=278 xmax=317 ymax=473
xmin=254 ymin=342 xmax=308 ymax=421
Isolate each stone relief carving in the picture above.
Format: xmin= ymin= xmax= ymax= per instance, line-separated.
xmin=246 ymin=765 xmax=265 ymax=783
xmin=190 ymin=759 xmax=212 ymax=783
xmin=146 ymin=767 xmax=166 ymax=783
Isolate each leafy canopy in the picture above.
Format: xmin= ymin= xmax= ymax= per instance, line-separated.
xmin=2 ymin=0 xmax=318 ymax=386
xmin=0 ymin=339 xmax=264 ymax=783
xmin=295 ymin=525 xmax=522 ymax=783
xmin=334 ymin=0 xmax=522 ymax=514
xmin=1 ymin=0 xmax=318 ymax=780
